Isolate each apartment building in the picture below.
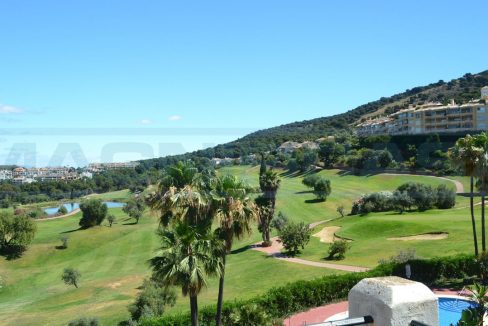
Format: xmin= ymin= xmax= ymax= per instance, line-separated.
xmin=356 ymin=88 xmax=488 ymax=136
xmin=0 ymin=170 xmax=12 ymax=180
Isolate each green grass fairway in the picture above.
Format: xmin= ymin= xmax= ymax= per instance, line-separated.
xmin=0 ymin=167 xmax=477 ymax=325
xmin=0 ymin=201 xmax=339 ymax=325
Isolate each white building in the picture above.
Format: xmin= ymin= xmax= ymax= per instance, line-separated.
xmin=482 ymin=86 xmax=488 ymax=99
xmin=0 ymin=170 xmax=12 ymax=181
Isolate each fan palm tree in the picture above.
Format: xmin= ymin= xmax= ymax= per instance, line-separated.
xmin=256 ymin=170 xmax=281 ymax=246
xmin=150 ymin=221 xmax=224 ymax=326
xmin=146 ymin=161 xmax=214 ymax=226
xmin=449 ymin=135 xmax=484 ymax=255
xmin=474 ymin=132 xmax=488 ymax=252
xmin=259 ymin=170 xmax=281 ymax=208
xmin=211 ymin=175 xmax=257 ymax=326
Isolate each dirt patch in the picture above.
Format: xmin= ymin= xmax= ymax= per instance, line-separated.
xmin=387 ymin=232 xmax=448 ymax=241
xmin=313 ymin=227 xmax=342 ymax=243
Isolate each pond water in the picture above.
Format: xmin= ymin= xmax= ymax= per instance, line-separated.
xmin=43 ymin=201 xmax=125 ymax=216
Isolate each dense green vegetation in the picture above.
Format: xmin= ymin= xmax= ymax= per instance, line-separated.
xmin=0 ymin=169 xmax=153 ymax=208
xmin=0 ymin=163 xmax=476 ymax=325
xmin=136 ymin=70 xmax=488 ymax=162
xmin=141 ymin=254 xmax=480 ymax=325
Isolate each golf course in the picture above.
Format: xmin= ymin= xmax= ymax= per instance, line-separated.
xmin=0 ymin=166 xmax=478 ymax=325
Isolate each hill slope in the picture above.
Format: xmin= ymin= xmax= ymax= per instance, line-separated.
xmin=140 ymin=70 xmax=488 ymax=168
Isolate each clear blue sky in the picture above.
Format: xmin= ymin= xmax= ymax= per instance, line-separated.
xmin=0 ymin=0 xmax=487 ymax=166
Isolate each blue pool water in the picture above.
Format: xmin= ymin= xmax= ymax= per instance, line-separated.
xmin=439 ymin=297 xmax=477 ymax=326
xmin=44 ymin=201 xmax=125 ymax=215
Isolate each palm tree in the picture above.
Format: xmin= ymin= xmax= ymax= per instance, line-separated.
xmin=211 ymin=175 xmax=257 ymax=326
xmin=474 ymin=132 xmax=488 ymax=252
xmin=146 ymin=161 xmax=213 ymax=226
xmin=256 ymin=170 xmax=281 ymax=246
xmin=449 ymin=135 xmax=484 ymax=255
xmin=150 ymin=222 xmax=224 ymax=326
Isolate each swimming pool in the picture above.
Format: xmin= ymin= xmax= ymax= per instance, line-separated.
xmin=438 ymin=296 xmax=476 ymax=326
xmin=325 ymin=296 xmax=476 ymax=325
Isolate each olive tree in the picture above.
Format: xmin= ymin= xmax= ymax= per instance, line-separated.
xmin=79 ymin=199 xmax=108 ymax=229
xmin=62 ymin=267 xmax=81 ymax=288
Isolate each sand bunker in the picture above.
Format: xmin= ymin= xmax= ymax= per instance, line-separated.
xmin=387 ymin=232 xmax=448 ymax=241
xmin=313 ymin=226 xmax=342 ymax=243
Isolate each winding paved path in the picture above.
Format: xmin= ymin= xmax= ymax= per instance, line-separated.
xmin=253 ymin=173 xmax=465 ymax=273
xmin=252 ymin=237 xmax=369 ymax=273
xmin=382 ymin=173 xmax=464 ymax=193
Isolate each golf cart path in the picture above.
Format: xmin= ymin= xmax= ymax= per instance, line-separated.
xmin=251 ymin=220 xmax=369 ymax=273
xmin=382 ymin=173 xmax=464 ymax=193
xmin=36 ymin=208 xmax=81 ymax=222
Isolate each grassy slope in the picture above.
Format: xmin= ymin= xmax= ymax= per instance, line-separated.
xmin=220 ymin=166 xmax=476 ymax=267
xmin=0 ymin=190 xmax=339 ymax=325
xmin=0 ymin=168 xmax=476 ymax=325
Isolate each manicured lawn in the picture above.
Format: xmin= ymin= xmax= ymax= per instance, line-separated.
xmin=0 ymin=200 xmax=340 ymax=325
xmin=0 ymin=166 xmax=477 ymax=325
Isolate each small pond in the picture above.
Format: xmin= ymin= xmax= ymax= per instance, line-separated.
xmin=43 ymin=201 xmax=125 ymax=216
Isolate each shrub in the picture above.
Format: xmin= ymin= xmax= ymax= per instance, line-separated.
xmin=107 ymin=214 xmax=116 ymax=227
xmin=27 ymin=208 xmax=44 ymax=219
xmin=62 ymin=268 xmax=81 ymax=288
xmin=230 ymin=303 xmax=280 ymax=326
xmin=279 ymin=222 xmax=311 ymax=256
xmin=397 ymin=182 xmax=435 ymax=211
xmin=350 ymin=191 xmax=394 ymax=215
xmin=129 ymin=279 xmax=176 ymax=321
xmin=60 ymin=236 xmax=69 ymax=249
xmin=327 ymin=240 xmax=349 ymax=260
xmin=58 ymin=205 xmax=68 ymax=215
xmin=270 ymin=212 xmax=289 ymax=232
xmin=0 ymin=213 xmax=37 ymax=255
xmin=79 ymin=199 xmax=107 ymax=229
xmin=313 ymin=178 xmax=331 ymax=201
xmin=140 ymin=254 xmax=478 ymax=326
xmin=435 ymin=184 xmax=456 ymax=209
xmin=378 ymin=249 xmax=416 ymax=265
xmin=67 ymin=317 xmax=100 ymax=326
xmin=392 ymin=190 xmax=414 ymax=214
xmin=302 ymin=174 xmax=320 ymax=188
xmin=336 ymin=205 xmax=345 ymax=217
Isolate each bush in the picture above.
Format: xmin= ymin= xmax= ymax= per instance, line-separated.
xmin=397 ymin=182 xmax=435 ymax=211
xmin=230 ymin=303 xmax=280 ymax=326
xmin=129 ymin=279 xmax=176 ymax=321
xmin=79 ymin=199 xmax=107 ymax=229
xmin=58 ymin=205 xmax=68 ymax=215
xmin=392 ymin=190 xmax=414 ymax=214
xmin=435 ymin=184 xmax=456 ymax=209
xmin=302 ymin=174 xmax=320 ymax=188
xmin=67 ymin=317 xmax=100 ymax=326
xmin=279 ymin=222 xmax=311 ymax=256
xmin=336 ymin=205 xmax=345 ymax=217
xmin=270 ymin=212 xmax=289 ymax=232
xmin=378 ymin=249 xmax=416 ymax=265
xmin=60 ymin=236 xmax=69 ymax=249
xmin=140 ymin=254 xmax=478 ymax=326
xmin=313 ymin=178 xmax=331 ymax=201
xmin=327 ymin=240 xmax=349 ymax=260
xmin=0 ymin=213 xmax=37 ymax=255
xmin=350 ymin=191 xmax=394 ymax=215
xmin=62 ymin=268 xmax=81 ymax=288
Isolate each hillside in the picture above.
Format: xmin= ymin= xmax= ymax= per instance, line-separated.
xmin=139 ymin=70 xmax=488 ymax=169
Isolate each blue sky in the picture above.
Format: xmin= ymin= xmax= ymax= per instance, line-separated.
xmin=0 ymin=0 xmax=487 ymax=166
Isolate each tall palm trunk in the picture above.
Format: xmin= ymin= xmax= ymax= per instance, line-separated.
xmin=471 ymin=176 xmax=479 ymax=256
xmin=190 ymin=295 xmax=199 ymax=326
xmin=483 ymin=192 xmax=486 ymax=252
xmin=215 ymin=255 xmax=226 ymax=326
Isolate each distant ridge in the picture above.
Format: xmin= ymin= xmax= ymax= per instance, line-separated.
xmin=140 ymin=70 xmax=488 ymax=167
